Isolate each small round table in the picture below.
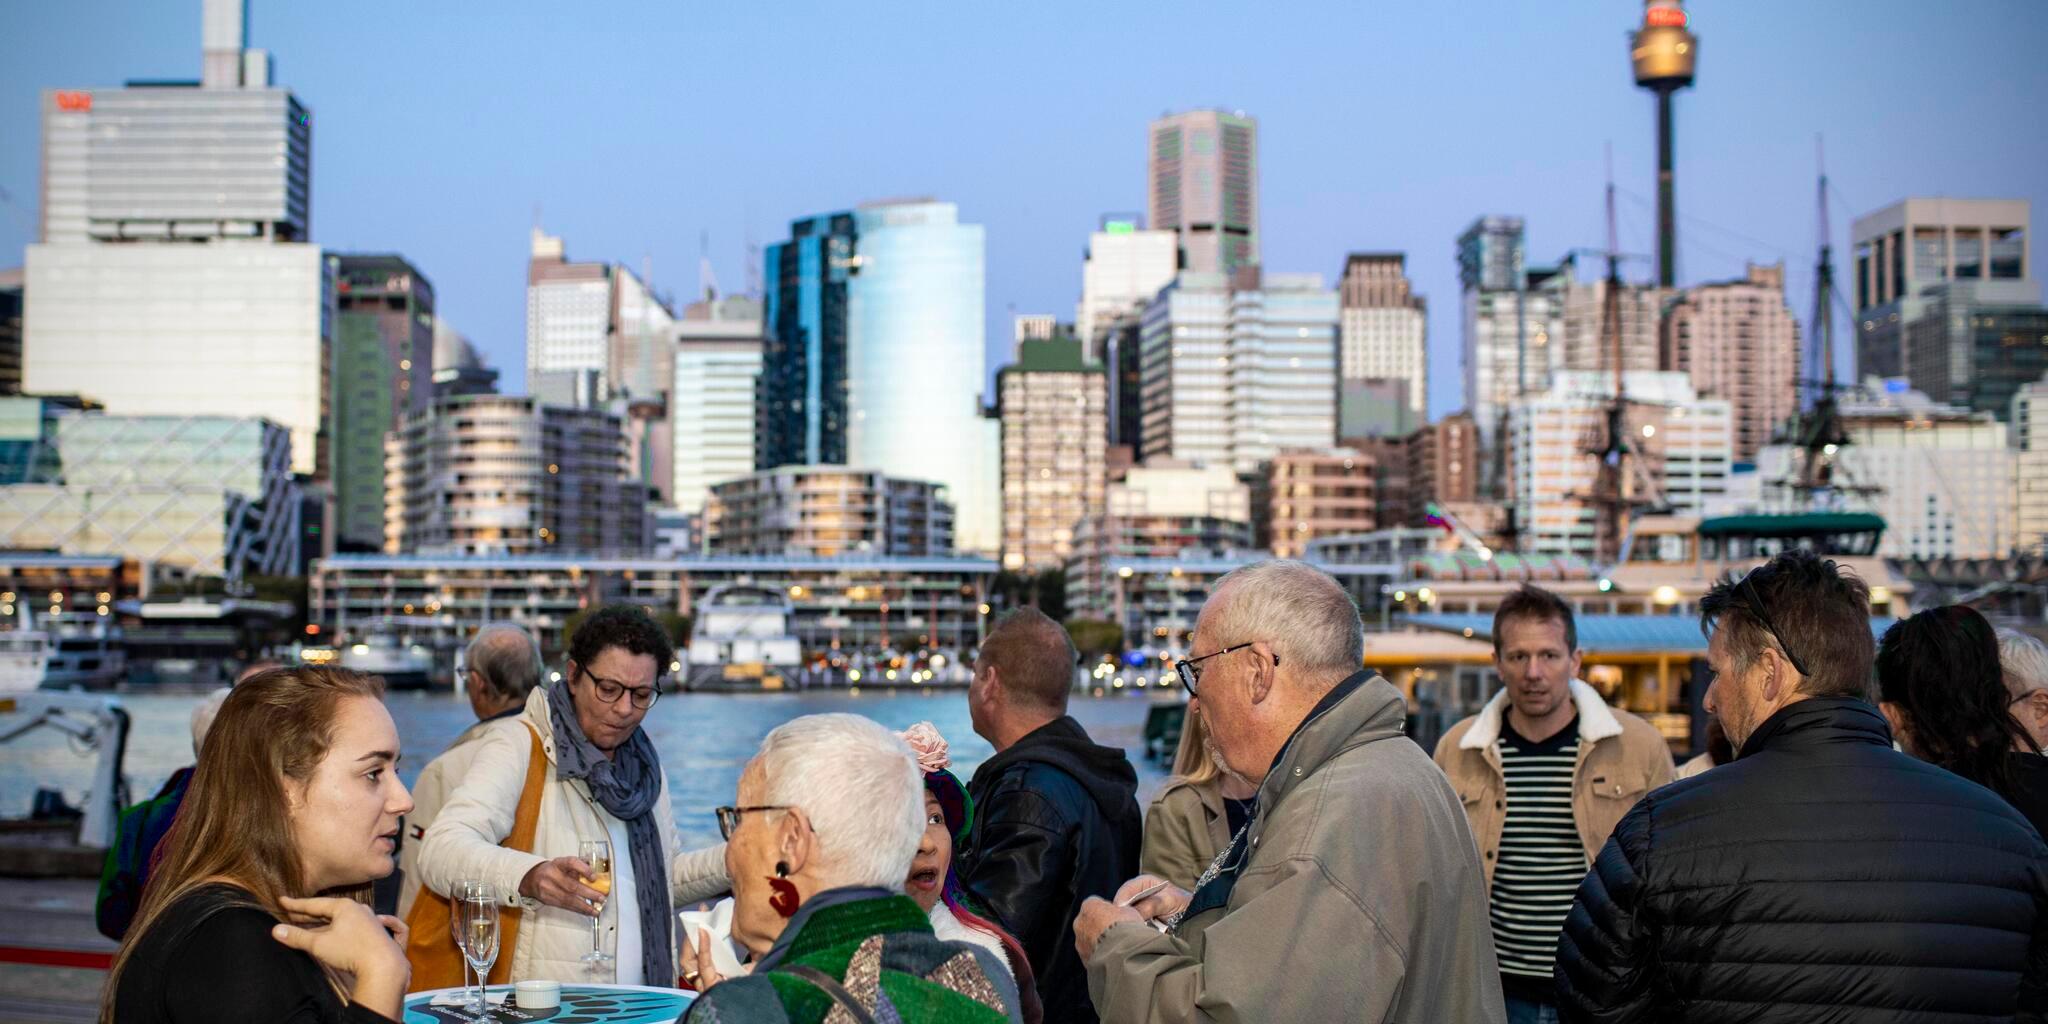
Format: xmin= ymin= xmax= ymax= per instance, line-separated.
xmin=403 ymin=983 xmax=694 ymax=1023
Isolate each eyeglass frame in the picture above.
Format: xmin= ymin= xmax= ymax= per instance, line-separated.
xmin=715 ymin=804 xmax=799 ymax=841
xmin=1732 ymin=571 xmax=1811 ymax=679
xmin=1174 ymin=641 xmax=1278 ymax=696
xmin=577 ymin=666 xmax=662 ymax=710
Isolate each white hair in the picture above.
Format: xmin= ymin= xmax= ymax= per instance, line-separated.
xmin=190 ymin=686 xmax=232 ymax=757
xmin=753 ymin=713 xmax=924 ymax=891
xmin=1998 ymin=628 xmax=2048 ymax=701
xmin=1205 ymin=559 xmax=1365 ymax=680
xmin=466 ymin=623 xmax=543 ymax=703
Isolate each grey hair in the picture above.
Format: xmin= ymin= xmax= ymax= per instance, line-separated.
xmin=1998 ymin=628 xmax=2048 ymax=701
xmin=190 ymin=686 xmax=232 ymax=757
xmin=1204 ymin=559 xmax=1364 ymax=682
xmin=753 ymin=713 xmax=924 ymax=890
xmin=466 ymin=624 xmax=543 ymax=703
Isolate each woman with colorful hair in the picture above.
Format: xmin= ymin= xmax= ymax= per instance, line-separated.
xmin=899 ymin=723 xmax=1044 ymax=1024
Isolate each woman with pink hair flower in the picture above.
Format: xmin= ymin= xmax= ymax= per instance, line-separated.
xmin=899 ymin=722 xmax=1044 ymax=1024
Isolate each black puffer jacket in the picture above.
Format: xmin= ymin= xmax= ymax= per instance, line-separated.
xmin=961 ymin=716 xmax=1142 ymax=1024
xmin=1557 ymin=697 xmax=2048 ymax=1023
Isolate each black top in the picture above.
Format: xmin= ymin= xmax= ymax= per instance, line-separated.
xmin=1557 ymin=698 xmax=2048 ymax=1024
xmin=2005 ymin=751 xmax=2048 ymax=840
xmin=961 ymin=715 xmax=1143 ymax=1024
xmin=1222 ymin=796 xmax=1255 ymax=838
xmin=112 ymin=884 xmax=398 ymax=1024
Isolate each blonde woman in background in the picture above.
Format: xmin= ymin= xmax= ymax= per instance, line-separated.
xmin=1138 ymin=700 xmax=1259 ymax=890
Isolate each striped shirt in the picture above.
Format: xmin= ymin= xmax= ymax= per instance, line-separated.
xmin=1490 ymin=716 xmax=1585 ymax=992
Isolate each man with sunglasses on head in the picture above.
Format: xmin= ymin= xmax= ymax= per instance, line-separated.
xmin=1074 ymin=560 xmax=1505 ymax=1023
xmin=419 ymin=605 xmax=728 ymax=984
xmin=960 ymin=606 xmax=1142 ymax=1024
xmin=1556 ymin=549 xmax=2048 ymax=1023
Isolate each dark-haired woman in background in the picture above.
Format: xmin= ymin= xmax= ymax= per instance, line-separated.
xmin=102 ymin=667 xmax=413 ymax=1023
xmin=1878 ymin=604 xmax=2048 ymax=836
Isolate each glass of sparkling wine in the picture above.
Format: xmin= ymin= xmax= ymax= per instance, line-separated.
xmin=454 ymin=883 xmax=500 ymax=1019
xmin=581 ymin=838 xmax=614 ymax=965
xmin=449 ymin=880 xmax=483 ymax=1018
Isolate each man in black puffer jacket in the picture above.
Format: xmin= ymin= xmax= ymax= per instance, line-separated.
xmin=1557 ymin=549 xmax=2048 ymax=1023
xmin=961 ymin=607 xmax=1143 ymax=1024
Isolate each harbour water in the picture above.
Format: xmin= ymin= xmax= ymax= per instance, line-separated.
xmin=2 ymin=689 xmax=1172 ymax=849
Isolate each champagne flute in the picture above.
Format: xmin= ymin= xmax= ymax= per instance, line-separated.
xmin=449 ymin=883 xmax=476 ymax=1020
xmin=580 ymin=838 xmax=614 ymax=965
xmin=455 ymin=882 xmax=500 ymax=1019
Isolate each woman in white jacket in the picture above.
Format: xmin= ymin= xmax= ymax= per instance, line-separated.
xmin=417 ymin=607 xmax=727 ymax=985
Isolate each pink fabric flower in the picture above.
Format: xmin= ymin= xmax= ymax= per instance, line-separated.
xmin=900 ymin=721 xmax=951 ymax=773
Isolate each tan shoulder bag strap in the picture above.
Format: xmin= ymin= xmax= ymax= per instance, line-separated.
xmin=404 ymin=722 xmax=549 ymax=989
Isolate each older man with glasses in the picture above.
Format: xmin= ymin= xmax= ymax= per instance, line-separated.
xmin=1555 ymin=549 xmax=2048 ymax=1023
xmin=1999 ymin=627 xmax=2048 ymax=752
xmin=1074 ymin=560 xmax=1505 ymax=1023
xmin=419 ymin=605 xmax=728 ymax=984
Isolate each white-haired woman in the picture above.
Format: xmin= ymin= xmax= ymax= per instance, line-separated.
xmin=679 ymin=714 xmax=1022 ymax=1024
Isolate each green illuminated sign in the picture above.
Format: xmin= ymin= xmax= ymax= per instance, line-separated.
xmin=1105 ymin=220 xmax=1135 ymax=235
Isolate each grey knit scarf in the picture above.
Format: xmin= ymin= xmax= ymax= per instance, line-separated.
xmin=545 ymin=678 xmax=672 ymax=985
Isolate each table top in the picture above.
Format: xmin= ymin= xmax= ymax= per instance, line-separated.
xmin=403 ymin=983 xmax=694 ymax=1024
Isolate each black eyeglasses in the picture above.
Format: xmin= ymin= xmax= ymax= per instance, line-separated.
xmin=581 ymin=669 xmax=661 ymax=710
xmin=1734 ymin=572 xmax=1811 ymax=678
xmin=715 ymin=804 xmax=794 ymax=840
xmin=1174 ymin=642 xmax=1277 ymax=696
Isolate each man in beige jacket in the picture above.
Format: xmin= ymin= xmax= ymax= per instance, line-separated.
xmin=1433 ymin=584 xmax=1672 ymax=1023
xmin=1075 ymin=560 xmax=1505 ymax=1023
xmin=396 ymin=624 xmax=542 ymax=918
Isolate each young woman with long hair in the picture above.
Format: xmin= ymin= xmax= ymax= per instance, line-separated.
xmin=101 ymin=667 xmax=415 ymax=1023
xmin=1877 ymin=605 xmax=2048 ymax=835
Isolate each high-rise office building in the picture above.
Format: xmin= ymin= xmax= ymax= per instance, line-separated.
xmin=1140 ymin=269 xmax=1339 ymax=473
xmin=1662 ymin=262 xmax=1800 ymax=460
xmin=1338 ymin=253 xmax=1428 ymax=421
xmin=1854 ymin=198 xmax=2033 ymax=381
xmin=705 ymin=466 xmax=953 ymax=558
xmin=1555 ymin=261 xmax=1669 ymax=378
xmin=332 ymin=255 xmax=434 ymax=551
xmin=760 ymin=200 xmax=999 ymax=552
xmin=431 ymin=318 xmax=499 ymax=399
xmin=384 ymin=395 xmax=647 ymax=556
xmin=1355 ymin=412 xmax=1482 ymax=530
xmin=1505 ymin=371 xmax=1732 ymax=557
xmin=673 ymin=295 xmax=763 ymax=515
xmin=1261 ymin=448 xmax=1377 ymax=559
xmin=1758 ymin=379 xmax=2015 ymax=559
xmin=1066 ymin=461 xmax=1252 ymax=637
xmin=2013 ymin=374 xmax=2048 ymax=552
xmin=1460 ymin=216 xmax=1560 ymax=453
xmin=998 ymin=337 xmax=1107 ymax=571
xmin=1148 ymin=110 xmax=1259 ymax=276
xmin=525 ymin=227 xmax=677 ymax=406
xmin=24 ymin=0 xmax=329 ymax=477
xmin=0 ymin=412 xmax=301 ymax=580
xmin=1076 ymin=218 xmax=1179 ymax=360
xmin=1904 ymin=284 xmax=2048 ymax=422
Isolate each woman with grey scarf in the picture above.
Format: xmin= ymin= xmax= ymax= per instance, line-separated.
xmin=417 ymin=607 xmax=729 ymax=984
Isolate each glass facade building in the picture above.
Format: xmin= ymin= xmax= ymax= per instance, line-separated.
xmin=332 ymin=255 xmax=434 ymax=551
xmin=761 ymin=201 xmax=997 ymax=552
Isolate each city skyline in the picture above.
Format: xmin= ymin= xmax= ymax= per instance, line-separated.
xmin=3 ymin=2 xmax=2044 ymax=421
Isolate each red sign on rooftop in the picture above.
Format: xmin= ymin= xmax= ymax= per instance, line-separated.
xmin=1644 ymin=7 xmax=1688 ymax=28
xmin=54 ymin=91 xmax=92 ymax=112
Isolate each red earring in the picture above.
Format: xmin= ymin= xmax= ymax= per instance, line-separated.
xmin=767 ymin=861 xmax=800 ymax=918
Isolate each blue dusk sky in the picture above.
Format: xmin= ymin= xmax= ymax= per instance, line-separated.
xmin=3 ymin=1 xmax=2044 ymax=419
